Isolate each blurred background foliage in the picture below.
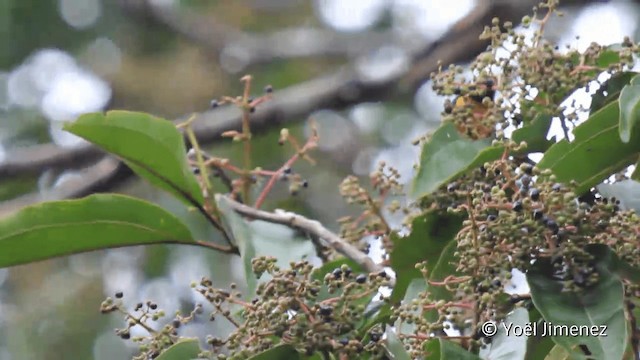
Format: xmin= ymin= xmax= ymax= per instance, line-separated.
xmin=0 ymin=1 xmax=639 ymax=359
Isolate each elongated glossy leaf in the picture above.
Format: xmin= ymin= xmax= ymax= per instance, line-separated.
xmin=524 ymin=309 xmax=555 ymax=360
xmin=527 ymin=244 xmax=627 ymax=360
xmin=511 ymin=114 xmax=553 ymax=153
xmin=216 ymin=196 xmax=316 ymax=295
xmin=385 ymin=329 xmax=411 ymax=360
xmin=389 ymin=212 xmax=463 ymax=302
xmin=424 ymin=338 xmax=482 ymax=359
xmin=248 ymin=344 xmax=300 ymax=360
xmin=479 ymin=308 xmax=528 ymax=360
xmin=597 ymin=179 xmax=640 ymax=213
xmin=64 ymin=111 xmax=204 ymax=206
xmin=156 ymin=338 xmax=201 ymax=360
xmin=590 ymin=72 xmax=636 ymax=114
xmin=537 ymin=101 xmax=640 ymax=194
xmin=0 ymin=194 xmax=194 ymax=268
xmin=411 ymin=122 xmax=498 ymax=198
xmin=618 ymin=80 xmax=640 ymax=143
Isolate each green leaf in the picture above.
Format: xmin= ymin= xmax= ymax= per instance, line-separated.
xmin=590 ymin=72 xmax=636 ymax=114
xmin=597 ymin=179 xmax=640 ymax=213
xmin=216 ymin=196 xmax=316 ymax=296
xmin=527 ymin=244 xmax=627 ymax=360
xmin=479 ymin=308 xmax=528 ymax=360
xmin=385 ymin=329 xmax=411 ymax=360
xmin=411 ymin=122 xmax=500 ymax=198
xmin=0 ymin=194 xmax=194 ymax=268
xmin=596 ymin=48 xmax=621 ymax=67
xmin=154 ymin=338 xmax=201 ymax=360
xmin=247 ymin=344 xmax=300 ymax=360
xmin=524 ymin=309 xmax=555 ymax=360
xmin=511 ymin=114 xmax=553 ymax=153
xmin=389 ymin=212 xmax=463 ymax=303
xmin=424 ymin=338 xmax=482 ymax=359
xmin=537 ymin=101 xmax=640 ymax=194
xmin=64 ymin=111 xmax=204 ymax=206
xmin=618 ymin=80 xmax=640 ymax=143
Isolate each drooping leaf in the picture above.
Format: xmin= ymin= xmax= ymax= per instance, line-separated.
xmin=247 ymin=344 xmax=300 ymax=360
xmin=389 ymin=212 xmax=463 ymax=302
xmin=511 ymin=114 xmax=554 ymax=153
xmin=527 ymin=244 xmax=627 ymax=360
xmin=597 ymin=179 xmax=640 ymax=213
xmin=524 ymin=308 xmax=555 ymax=360
xmin=537 ymin=101 xmax=640 ymax=194
xmin=590 ymin=72 xmax=636 ymax=114
xmin=156 ymin=338 xmax=201 ymax=360
xmin=618 ymin=77 xmax=640 ymax=143
xmin=479 ymin=308 xmax=528 ymax=360
xmin=64 ymin=111 xmax=204 ymax=206
xmin=0 ymin=194 xmax=195 ymax=268
xmin=411 ymin=122 xmax=500 ymax=199
xmin=424 ymin=338 xmax=482 ymax=359
xmin=216 ymin=196 xmax=316 ymax=295
xmin=385 ymin=329 xmax=411 ymax=360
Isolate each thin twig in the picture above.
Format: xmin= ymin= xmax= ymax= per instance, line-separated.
xmin=221 ymin=195 xmax=389 ymax=283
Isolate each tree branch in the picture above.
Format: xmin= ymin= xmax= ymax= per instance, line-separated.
xmin=221 ymin=195 xmax=390 ymax=282
xmin=0 ymin=0 xmax=557 ymax=218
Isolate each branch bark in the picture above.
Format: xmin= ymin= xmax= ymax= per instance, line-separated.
xmin=0 ymin=0 xmax=565 ymax=217
xmin=221 ymin=195 xmax=389 ymax=282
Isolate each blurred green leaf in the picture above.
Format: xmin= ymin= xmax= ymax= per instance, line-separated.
xmin=511 ymin=114 xmax=553 ymax=153
xmin=389 ymin=212 xmax=463 ymax=303
xmin=216 ymin=196 xmax=316 ymax=295
xmin=527 ymin=244 xmax=627 ymax=360
xmin=64 ymin=111 xmax=204 ymax=206
xmin=385 ymin=329 xmax=411 ymax=360
xmin=596 ymin=48 xmax=621 ymax=67
xmin=524 ymin=309 xmax=555 ymax=360
xmin=411 ymin=122 xmax=501 ymax=199
xmin=618 ymin=78 xmax=640 ymax=143
xmin=479 ymin=308 xmax=528 ymax=360
xmin=0 ymin=194 xmax=194 ymax=268
xmin=424 ymin=338 xmax=482 ymax=359
xmin=156 ymin=338 xmax=201 ymax=360
xmin=537 ymin=101 xmax=640 ymax=194
xmin=590 ymin=72 xmax=636 ymax=113
xmin=247 ymin=344 xmax=300 ymax=360
xmin=597 ymin=179 xmax=640 ymax=213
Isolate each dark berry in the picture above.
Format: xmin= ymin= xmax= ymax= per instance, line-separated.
xmin=446 ymin=183 xmax=457 ymax=192
xmin=149 ymin=303 xmax=158 ymax=310
xmin=344 ymin=267 xmax=352 ymax=277
xmin=302 ymin=180 xmax=309 ymax=188
xmin=283 ymin=167 xmax=292 ymax=174
xmin=487 ymin=214 xmax=497 ymax=222
xmin=552 ymin=183 xmax=562 ymax=192
xmin=546 ymin=220 xmax=559 ymax=234
xmin=120 ymin=331 xmax=130 ymax=340
xmin=192 ymin=167 xmax=200 ymax=175
xmin=370 ymin=333 xmax=381 ymax=342
xmin=319 ymin=305 xmax=332 ymax=316
xmin=479 ymin=166 xmax=487 ymax=175
xmin=529 ymin=188 xmax=540 ymax=201
xmin=485 ymin=79 xmax=494 ymax=88
xmin=491 ymin=279 xmax=502 ymax=288
xmin=454 ymin=88 xmax=462 ymax=95
xmin=522 ymin=164 xmax=533 ymax=175
xmin=115 ymin=291 xmax=123 ymax=299
xmin=264 ymin=85 xmax=273 ymax=93
xmin=173 ymin=320 xmax=181 ymax=329
xmin=532 ymin=209 xmax=543 ymax=220
xmin=339 ymin=338 xmax=349 ymax=346
xmin=332 ymin=268 xmax=343 ymax=279
xmin=355 ymin=274 xmax=367 ymax=284
xmin=249 ymin=107 xmax=256 ymax=113
xmin=210 ymin=100 xmax=219 ymax=108
xmin=520 ymin=174 xmax=531 ymax=187
xmin=378 ymin=270 xmax=388 ymax=278
xmin=511 ymin=201 xmax=523 ymax=212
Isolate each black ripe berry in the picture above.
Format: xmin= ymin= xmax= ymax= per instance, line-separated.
xmin=522 ymin=164 xmax=533 ymax=175
xmin=115 ymin=291 xmax=123 ymax=299
xmin=319 ymin=305 xmax=333 ymax=316
xmin=487 ymin=214 xmax=497 ymax=222
xmin=302 ymin=180 xmax=309 ymax=188
xmin=264 ymin=85 xmax=273 ymax=93
xmin=332 ymin=268 xmax=343 ymax=279
xmin=532 ymin=209 xmax=543 ymax=220
xmin=512 ymin=201 xmax=523 ymax=212
xmin=210 ymin=99 xmax=219 ymax=109
xmin=355 ymin=274 xmax=367 ymax=284
xmin=149 ymin=303 xmax=158 ymax=310
xmin=529 ymin=188 xmax=540 ymax=201
xmin=552 ymin=183 xmax=562 ymax=192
